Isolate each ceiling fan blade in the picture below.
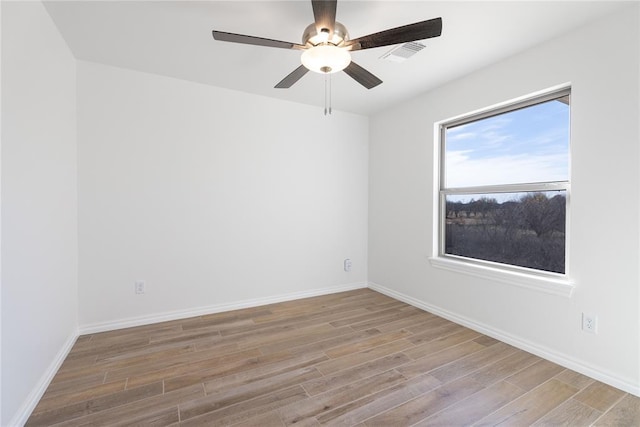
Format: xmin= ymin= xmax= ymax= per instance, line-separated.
xmin=212 ymin=30 xmax=305 ymax=50
xmin=311 ymin=0 xmax=337 ymax=35
xmin=275 ymin=65 xmax=310 ymax=89
xmin=348 ymin=17 xmax=442 ymax=51
xmin=343 ymin=62 xmax=382 ymax=89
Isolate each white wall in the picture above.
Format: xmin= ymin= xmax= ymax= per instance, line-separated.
xmin=77 ymin=62 xmax=369 ymax=330
xmin=1 ymin=2 xmax=79 ymax=425
xmin=369 ymin=4 xmax=640 ymax=394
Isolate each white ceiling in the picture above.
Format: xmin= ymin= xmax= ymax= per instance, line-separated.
xmin=44 ymin=1 xmax=630 ymax=115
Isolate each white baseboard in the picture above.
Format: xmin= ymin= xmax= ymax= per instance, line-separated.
xmin=79 ymin=282 xmax=367 ymax=335
xmin=9 ymin=329 xmax=79 ymax=427
xmin=367 ymin=281 xmax=640 ymax=397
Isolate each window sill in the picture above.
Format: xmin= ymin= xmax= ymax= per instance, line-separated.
xmin=428 ymin=256 xmax=574 ymax=297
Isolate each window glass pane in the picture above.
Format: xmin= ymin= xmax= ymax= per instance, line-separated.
xmin=445 ymin=191 xmax=566 ymax=273
xmin=445 ymin=98 xmax=569 ymax=188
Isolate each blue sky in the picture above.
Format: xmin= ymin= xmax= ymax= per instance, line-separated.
xmin=445 ymin=99 xmax=570 ymax=190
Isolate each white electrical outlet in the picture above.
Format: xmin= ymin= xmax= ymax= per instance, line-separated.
xmin=344 ymin=259 xmax=352 ymax=272
xmin=134 ymin=280 xmax=146 ymax=295
xmin=582 ymin=313 xmax=597 ymax=334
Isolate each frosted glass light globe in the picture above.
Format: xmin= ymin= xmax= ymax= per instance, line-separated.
xmin=301 ymin=45 xmax=351 ymax=74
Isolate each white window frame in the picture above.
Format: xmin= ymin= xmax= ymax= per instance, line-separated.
xmin=429 ymin=85 xmax=574 ymax=297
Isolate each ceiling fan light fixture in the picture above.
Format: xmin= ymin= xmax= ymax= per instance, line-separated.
xmin=301 ymin=45 xmax=351 ymax=74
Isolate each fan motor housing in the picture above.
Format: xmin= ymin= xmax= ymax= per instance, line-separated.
xmin=302 ymin=22 xmax=349 ymax=46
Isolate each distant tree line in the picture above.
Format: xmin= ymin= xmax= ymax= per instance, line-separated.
xmin=445 ymin=193 xmax=566 ymax=273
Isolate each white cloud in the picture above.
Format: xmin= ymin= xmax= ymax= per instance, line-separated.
xmin=446 ymin=151 xmax=568 ymax=188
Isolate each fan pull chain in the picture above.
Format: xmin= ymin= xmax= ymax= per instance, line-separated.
xmin=329 ymin=74 xmax=332 ymax=115
xmin=324 ymin=73 xmax=332 ymax=116
xmin=324 ymin=74 xmax=328 ymax=115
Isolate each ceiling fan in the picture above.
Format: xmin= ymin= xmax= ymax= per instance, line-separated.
xmin=211 ymin=0 xmax=442 ymax=91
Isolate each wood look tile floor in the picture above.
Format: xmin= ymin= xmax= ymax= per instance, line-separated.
xmin=27 ymin=289 xmax=640 ymax=426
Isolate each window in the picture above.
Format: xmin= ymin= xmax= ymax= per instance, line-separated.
xmin=436 ymin=88 xmax=570 ymax=282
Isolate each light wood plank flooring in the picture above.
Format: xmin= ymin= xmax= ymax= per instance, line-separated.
xmin=27 ymin=289 xmax=640 ymax=426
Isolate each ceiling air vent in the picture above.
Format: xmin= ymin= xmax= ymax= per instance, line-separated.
xmin=380 ymin=41 xmax=426 ymax=63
